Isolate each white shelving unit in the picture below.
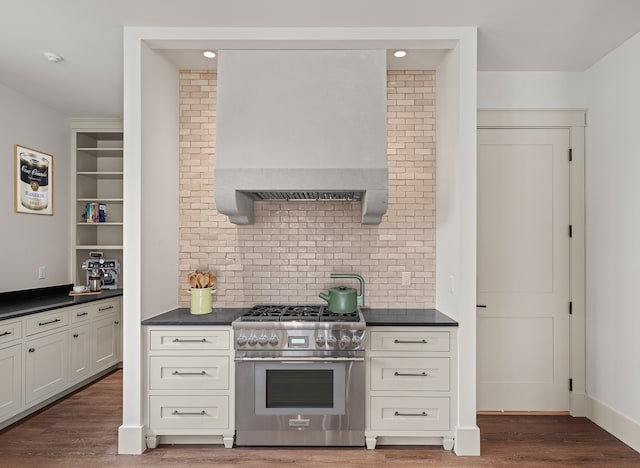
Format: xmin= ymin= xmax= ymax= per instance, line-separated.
xmin=71 ymin=119 xmax=123 ymax=287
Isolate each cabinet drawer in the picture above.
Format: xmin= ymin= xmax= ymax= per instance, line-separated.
xmin=369 ymin=331 xmax=450 ymax=352
xmin=0 ymin=320 xmax=22 ymax=345
xmin=70 ymin=306 xmax=93 ymax=325
xmin=149 ymin=395 xmax=229 ymax=430
xmin=94 ymin=299 xmax=120 ymax=317
xmin=149 ymin=329 xmax=230 ymax=351
xmin=370 ymin=396 xmax=450 ymax=431
xmin=370 ymin=357 xmax=450 ymax=392
xmin=25 ymin=310 xmax=69 ymax=336
xmin=149 ymin=356 xmax=229 ymax=390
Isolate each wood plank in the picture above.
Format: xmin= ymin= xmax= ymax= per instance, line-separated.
xmin=0 ymin=370 xmax=639 ymax=466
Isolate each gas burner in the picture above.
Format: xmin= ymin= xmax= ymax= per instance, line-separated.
xmin=320 ymin=311 xmax=359 ymax=322
xmin=239 ymin=304 xmax=361 ymax=323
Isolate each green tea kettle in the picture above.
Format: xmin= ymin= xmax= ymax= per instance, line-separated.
xmin=319 ymin=273 xmax=365 ymax=314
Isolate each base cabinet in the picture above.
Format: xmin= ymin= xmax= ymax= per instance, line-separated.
xmin=0 ymin=344 xmax=22 ymax=420
xmin=144 ymin=326 xmax=235 ymax=449
xmin=0 ymin=296 xmax=122 ymax=429
xmin=25 ymin=330 xmax=69 ymax=405
xmin=70 ymin=323 xmax=93 ymax=382
xmin=365 ymin=326 xmax=457 ymax=451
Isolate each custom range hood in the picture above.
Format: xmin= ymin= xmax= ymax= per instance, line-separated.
xmin=214 ymin=49 xmax=388 ymax=225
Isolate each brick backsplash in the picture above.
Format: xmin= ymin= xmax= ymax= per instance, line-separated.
xmin=178 ymin=70 xmax=436 ymax=308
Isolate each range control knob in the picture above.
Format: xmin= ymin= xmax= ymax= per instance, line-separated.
xmin=269 ymin=335 xmax=279 ymax=346
xmin=247 ymin=335 xmax=258 ymax=346
xmin=326 ymin=335 xmax=337 ymax=347
xmin=351 ymin=335 xmax=362 ymax=347
xmin=315 ymin=335 xmax=326 ymax=347
xmin=236 ymin=335 xmax=248 ymax=347
xmin=258 ymin=335 xmax=269 ymax=346
xmin=340 ymin=335 xmax=352 ymax=348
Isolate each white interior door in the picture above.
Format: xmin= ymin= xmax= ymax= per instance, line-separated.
xmin=477 ymin=128 xmax=570 ymax=411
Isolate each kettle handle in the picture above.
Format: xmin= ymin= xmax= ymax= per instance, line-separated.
xmin=329 ymin=273 xmax=365 ymax=306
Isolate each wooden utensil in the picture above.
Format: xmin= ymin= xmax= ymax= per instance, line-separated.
xmin=188 ymin=273 xmax=197 ymax=288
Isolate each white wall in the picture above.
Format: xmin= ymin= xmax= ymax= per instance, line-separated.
xmin=436 ymin=33 xmax=480 ymax=456
xmin=0 ymin=82 xmax=70 ymax=292
xmin=478 ymin=72 xmax=586 ymax=109
xmin=140 ymin=44 xmax=179 ymax=320
xmin=584 ymin=31 xmax=640 ymax=442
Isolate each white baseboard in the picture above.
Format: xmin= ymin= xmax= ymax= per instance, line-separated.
xmin=586 ymin=395 xmax=640 ymax=454
xmin=454 ymin=426 xmax=481 ymax=456
xmin=118 ymin=424 xmax=146 ymax=454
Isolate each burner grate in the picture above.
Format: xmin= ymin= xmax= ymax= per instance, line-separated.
xmin=240 ymin=304 xmax=360 ymax=322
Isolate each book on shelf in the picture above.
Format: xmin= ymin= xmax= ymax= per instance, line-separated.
xmin=85 ymin=202 xmax=106 ymax=223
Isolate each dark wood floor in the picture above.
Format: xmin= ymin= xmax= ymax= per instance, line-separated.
xmin=1 ymin=370 xmax=639 ymax=467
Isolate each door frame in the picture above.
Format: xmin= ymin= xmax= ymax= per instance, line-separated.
xmin=477 ymin=109 xmax=586 ymax=416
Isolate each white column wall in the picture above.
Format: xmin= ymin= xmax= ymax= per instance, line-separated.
xmin=583 ymin=32 xmax=640 ymax=451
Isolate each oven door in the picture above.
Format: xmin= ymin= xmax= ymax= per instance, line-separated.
xmin=235 ymin=357 xmax=364 ymax=446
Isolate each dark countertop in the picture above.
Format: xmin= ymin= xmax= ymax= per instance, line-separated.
xmin=142 ymin=307 xmax=249 ymax=326
xmin=0 ymin=284 xmax=123 ymax=321
xmin=362 ymin=308 xmax=458 ymax=327
xmin=142 ymin=306 xmax=457 ymax=327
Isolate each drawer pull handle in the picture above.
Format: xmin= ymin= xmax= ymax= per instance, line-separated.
xmin=0 ymin=331 xmax=12 ymax=337
xmin=77 ymin=312 xmax=89 ymax=317
xmin=28 ymin=348 xmax=35 ymax=353
xmin=394 ymin=339 xmax=428 ymax=344
xmin=39 ymin=318 xmax=61 ymax=326
xmin=394 ymin=411 xmax=428 ymax=417
xmin=172 ymin=410 xmax=206 ymax=416
xmin=99 ymin=306 xmax=114 ymax=312
xmin=172 ymin=371 xmax=207 ymax=376
xmin=172 ymin=338 xmax=207 ymax=343
xmin=73 ymin=333 xmax=79 ymax=338
xmin=114 ymin=321 xmax=120 ymax=325
xmin=394 ymin=371 xmax=428 ymax=377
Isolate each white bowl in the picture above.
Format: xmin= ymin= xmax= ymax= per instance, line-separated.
xmin=73 ymin=285 xmax=87 ymax=293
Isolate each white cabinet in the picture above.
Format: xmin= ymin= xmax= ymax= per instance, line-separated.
xmin=0 ymin=296 xmax=122 ymax=429
xmin=144 ymin=326 xmax=235 ymax=449
xmin=365 ymin=326 xmax=457 ymax=451
xmin=71 ymin=118 xmax=123 ymax=287
xmin=69 ymin=298 xmax=122 ymax=382
xmin=70 ymin=323 xmax=93 ymax=382
xmin=0 ymin=344 xmax=22 ymax=420
xmin=25 ymin=330 xmax=69 ymax=405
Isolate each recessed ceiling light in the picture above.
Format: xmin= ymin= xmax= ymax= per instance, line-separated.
xmin=393 ymin=50 xmax=407 ymax=58
xmin=43 ymin=52 xmax=64 ymax=63
xmin=202 ymin=50 xmax=216 ymax=59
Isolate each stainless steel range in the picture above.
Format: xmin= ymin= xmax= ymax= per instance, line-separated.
xmin=233 ymin=304 xmax=366 ymax=446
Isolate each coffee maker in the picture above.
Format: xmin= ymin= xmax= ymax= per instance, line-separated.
xmin=82 ymin=251 xmax=120 ymax=290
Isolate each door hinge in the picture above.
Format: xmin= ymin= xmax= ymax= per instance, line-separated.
xmin=569 ymin=148 xmax=573 ymax=161
xmin=569 ymin=378 xmax=573 ymax=392
xmin=569 ymin=301 xmax=573 ymax=315
xmin=569 ymin=225 xmax=573 ymax=237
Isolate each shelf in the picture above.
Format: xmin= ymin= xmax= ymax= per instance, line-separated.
xmin=76 ymin=222 xmax=123 ymax=226
xmin=77 ymin=148 xmax=123 ymax=157
xmin=77 ymin=172 xmax=123 ymax=179
xmin=73 ymin=122 xmax=124 ymax=287
xmin=77 ymin=198 xmax=123 ymax=203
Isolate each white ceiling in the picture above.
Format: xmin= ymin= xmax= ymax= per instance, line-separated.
xmin=1 ymin=0 xmax=639 ymax=118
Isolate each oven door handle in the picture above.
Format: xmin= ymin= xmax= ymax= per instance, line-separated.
xmin=234 ymin=357 xmax=364 ymax=362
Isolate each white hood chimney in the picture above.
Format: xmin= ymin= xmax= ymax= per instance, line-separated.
xmin=214 ymin=49 xmax=388 ymax=224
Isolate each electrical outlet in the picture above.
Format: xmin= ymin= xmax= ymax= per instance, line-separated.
xmin=449 ymin=275 xmax=455 ymax=293
xmin=38 ymin=266 xmax=46 ymax=279
xmin=401 ymin=271 xmax=411 ymax=286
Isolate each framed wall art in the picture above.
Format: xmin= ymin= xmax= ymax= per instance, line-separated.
xmin=14 ymin=144 xmax=54 ymax=215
